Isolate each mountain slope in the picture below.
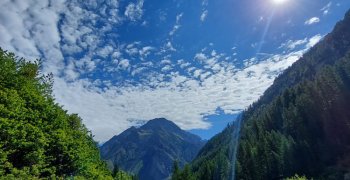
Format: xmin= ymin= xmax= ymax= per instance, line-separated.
xmin=188 ymin=9 xmax=350 ymax=180
xmin=100 ymin=118 xmax=205 ymax=180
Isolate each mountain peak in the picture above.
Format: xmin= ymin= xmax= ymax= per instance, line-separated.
xmin=147 ymin=117 xmax=173 ymax=124
xmin=143 ymin=118 xmax=180 ymax=129
xmin=100 ymin=118 xmax=205 ymax=180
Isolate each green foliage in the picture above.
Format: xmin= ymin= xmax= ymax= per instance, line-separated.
xmin=171 ymin=161 xmax=181 ymax=180
xmin=235 ymin=49 xmax=350 ymax=180
xmin=112 ymin=166 xmax=135 ymax=180
xmin=285 ymin=174 xmax=308 ymax=180
xmin=0 ymin=48 xmax=113 ymax=178
xmin=172 ymin=161 xmax=195 ymax=180
xmin=187 ymin=123 xmax=235 ymax=180
xmin=189 ymin=9 xmax=350 ymax=180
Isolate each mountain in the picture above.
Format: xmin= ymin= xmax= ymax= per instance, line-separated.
xmin=184 ymin=9 xmax=350 ymax=180
xmin=100 ymin=118 xmax=206 ymax=180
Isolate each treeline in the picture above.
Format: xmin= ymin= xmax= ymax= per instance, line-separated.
xmin=0 ymin=48 xmax=133 ymax=179
xmin=112 ymin=166 xmax=138 ymax=180
xmin=235 ymin=9 xmax=350 ymax=179
xmin=171 ymin=123 xmax=236 ymax=180
xmin=178 ymin=9 xmax=350 ymax=180
xmin=236 ymin=52 xmax=350 ymax=179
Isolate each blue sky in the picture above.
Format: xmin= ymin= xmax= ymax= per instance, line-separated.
xmin=0 ymin=0 xmax=349 ymax=142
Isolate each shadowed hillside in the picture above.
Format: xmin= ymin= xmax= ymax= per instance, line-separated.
xmin=184 ymin=9 xmax=350 ymax=180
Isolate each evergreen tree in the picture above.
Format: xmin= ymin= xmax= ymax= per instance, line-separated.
xmin=188 ymin=9 xmax=350 ymax=180
xmin=171 ymin=161 xmax=181 ymax=180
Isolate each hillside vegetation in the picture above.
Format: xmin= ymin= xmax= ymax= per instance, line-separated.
xmin=0 ymin=49 xmax=119 ymax=179
xmin=184 ymin=9 xmax=350 ymax=180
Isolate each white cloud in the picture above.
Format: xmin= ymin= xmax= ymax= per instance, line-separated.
xmin=165 ymin=41 xmax=176 ymax=52
xmin=178 ymin=59 xmax=191 ymax=69
xmin=169 ymin=13 xmax=184 ymax=36
xmin=305 ymin=17 xmax=320 ymax=25
xmin=160 ymin=59 xmax=172 ymax=64
xmin=200 ymin=0 xmax=208 ymax=22
xmin=193 ymin=69 xmax=202 ymax=78
xmin=321 ymin=2 xmax=332 ymax=15
xmin=131 ymin=67 xmax=146 ymax=76
xmin=280 ymin=38 xmax=308 ymax=50
xmin=97 ymin=45 xmax=114 ymax=58
xmin=195 ymin=53 xmax=207 ymax=61
xmin=64 ymin=60 xmax=80 ymax=81
xmin=0 ymin=0 xmax=65 ymax=75
xmin=0 ymin=0 xmax=325 ymax=143
xmin=280 ymin=34 xmax=323 ymax=52
xmin=118 ymin=59 xmax=130 ymax=69
xmin=125 ymin=0 xmax=144 ymax=21
xmin=126 ymin=47 xmax=139 ymax=56
xmin=202 ymin=0 xmax=208 ymax=6
xmin=54 ymin=46 xmax=312 ymax=142
xmin=161 ymin=65 xmax=172 ymax=72
xmin=200 ymin=10 xmax=208 ymax=22
xmin=139 ymin=46 xmax=155 ymax=58
xmin=57 ymin=0 xmax=124 ymax=79
xmin=306 ymin=34 xmax=323 ymax=48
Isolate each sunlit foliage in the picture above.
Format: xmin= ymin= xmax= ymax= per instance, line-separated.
xmin=0 ymin=48 xmax=116 ymax=179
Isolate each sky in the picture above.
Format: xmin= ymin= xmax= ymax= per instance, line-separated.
xmin=0 ymin=0 xmax=350 ymax=142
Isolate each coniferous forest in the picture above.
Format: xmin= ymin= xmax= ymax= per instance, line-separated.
xmin=179 ymin=9 xmax=350 ymax=180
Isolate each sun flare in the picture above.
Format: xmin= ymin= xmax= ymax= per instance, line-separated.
xmin=272 ymin=0 xmax=288 ymax=5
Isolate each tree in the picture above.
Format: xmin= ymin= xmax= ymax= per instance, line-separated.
xmin=172 ymin=161 xmax=181 ymax=180
xmin=0 ymin=48 xmax=113 ymax=178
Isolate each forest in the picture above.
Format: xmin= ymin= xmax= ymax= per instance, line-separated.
xmin=175 ymin=9 xmax=350 ymax=180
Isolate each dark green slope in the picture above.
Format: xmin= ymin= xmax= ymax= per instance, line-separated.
xmin=251 ymin=9 xmax=350 ymax=113
xmin=188 ymin=122 xmax=238 ymax=180
xmin=237 ymin=51 xmax=350 ymax=180
xmin=0 ymin=49 xmax=115 ymax=179
xmin=100 ymin=118 xmax=206 ymax=180
xmin=188 ymin=9 xmax=350 ymax=180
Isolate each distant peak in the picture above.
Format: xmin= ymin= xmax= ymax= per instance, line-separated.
xmin=146 ymin=118 xmax=175 ymax=125
xmin=143 ymin=118 xmax=181 ymax=130
xmin=148 ymin=118 xmax=172 ymax=123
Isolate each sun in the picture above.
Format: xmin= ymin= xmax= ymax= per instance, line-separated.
xmin=272 ymin=0 xmax=288 ymax=5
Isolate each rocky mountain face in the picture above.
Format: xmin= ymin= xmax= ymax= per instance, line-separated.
xmin=100 ymin=118 xmax=205 ymax=180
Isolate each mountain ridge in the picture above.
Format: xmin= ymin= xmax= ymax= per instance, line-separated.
xmin=100 ymin=118 xmax=205 ymax=180
xmin=184 ymin=8 xmax=350 ymax=180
